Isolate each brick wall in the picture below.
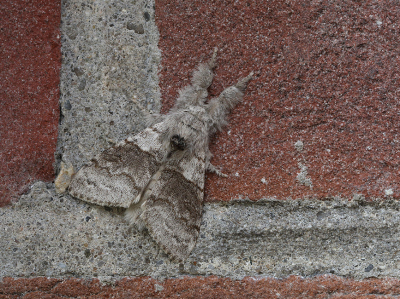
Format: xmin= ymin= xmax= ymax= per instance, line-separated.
xmin=2 ymin=0 xmax=400 ymax=297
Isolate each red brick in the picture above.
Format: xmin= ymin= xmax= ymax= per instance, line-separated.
xmin=0 ymin=277 xmax=60 ymax=296
xmin=2 ymin=276 xmax=400 ymax=298
xmin=50 ymin=278 xmax=105 ymax=297
xmin=0 ymin=0 xmax=61 ymax=206
xmin=21 ymin=292 xmax=62 ymax=299
xmin=155 ymin=0 xmax=400 ymax=201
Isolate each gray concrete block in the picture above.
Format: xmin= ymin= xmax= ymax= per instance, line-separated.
xmin=1 ymin=182 xmax=399 ymax=281
xmin=56 ymin=0 xmax=161 ymax=171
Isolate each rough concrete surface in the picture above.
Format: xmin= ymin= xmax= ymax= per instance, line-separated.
xmin=56 ymin=0 xmax=161 ymax=172
xmin=2 ymin=182 xmax=400 ymax=281
xmin=0 ymin=0 xmax=61 ymax=206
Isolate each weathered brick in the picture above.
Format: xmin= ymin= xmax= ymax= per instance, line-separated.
xmin=155 ymin=0 xmax=400 ymax=201
xmin=0 ymin=0 xmax=61 ymax=206
xmin=2 ymin=276 xmax=400 ymax=298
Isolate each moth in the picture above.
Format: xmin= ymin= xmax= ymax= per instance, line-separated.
xmin=69 ymin=49 xmax=253 ymax=261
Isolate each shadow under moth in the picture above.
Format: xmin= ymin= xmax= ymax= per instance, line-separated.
xmin=68 ymin=49 xmax=253 ymax=261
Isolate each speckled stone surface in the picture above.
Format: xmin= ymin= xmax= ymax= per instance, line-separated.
xmin=56 ymin=0 xmax=161 ymax=173
xmin=2 ymin=275 xmax=400 ymax=298
xmin=2 ymin=182 xmax=400 ymax=281
xmin=0 ymin=0 xmax=61 ymax=206
xmin=155 ymin=0 xmax=400 ymax=201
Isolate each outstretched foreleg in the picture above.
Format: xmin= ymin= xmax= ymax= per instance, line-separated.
xmin=206 ymin=72 xmax=253 ymax=134
xmin=172 ymin=48 xmax=218 ymax=110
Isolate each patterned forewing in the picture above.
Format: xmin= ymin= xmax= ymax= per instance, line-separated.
xmin=141 ymin=150 xmax=206 ymax=261
xmin=69 ymin=124 xmax=168 ymax=208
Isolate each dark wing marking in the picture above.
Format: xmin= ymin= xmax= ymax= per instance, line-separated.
xmin=69 ymin=123 xmax=169 ymax=208
xmin=140 ymin=150 xmax=206 ymax=261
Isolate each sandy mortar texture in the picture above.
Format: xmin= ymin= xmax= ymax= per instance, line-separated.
xmin=2 ymin=182 xmax=400 ymax=281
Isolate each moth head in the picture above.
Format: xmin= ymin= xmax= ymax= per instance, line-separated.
xmin=170 ymin=134 xmax=187 ymax=151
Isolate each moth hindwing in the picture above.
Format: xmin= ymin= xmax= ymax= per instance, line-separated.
xmin=68 ymin=48 xmax=253 ymax=261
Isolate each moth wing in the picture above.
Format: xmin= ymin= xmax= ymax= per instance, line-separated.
xmin=140 ymin=150 xmax=206 ymax=261
xmin=69 ymin=123 xmax=168 ymax=208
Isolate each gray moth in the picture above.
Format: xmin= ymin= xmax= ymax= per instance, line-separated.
xmin=68 ymin=49 xmax=253 ymax=261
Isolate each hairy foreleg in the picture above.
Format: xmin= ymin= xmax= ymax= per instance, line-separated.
xmin=206 ymin=72 xmax=253 ymax=133
xmin=207 ymin=162 xmax=228 ymax=177
xmin=172 ymin=48 xmax=218 ymax=110
xmin=191 ymin=47 xmax=218 ymax=89
xmin=204 ymin=148 xmax=227 ymax=177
